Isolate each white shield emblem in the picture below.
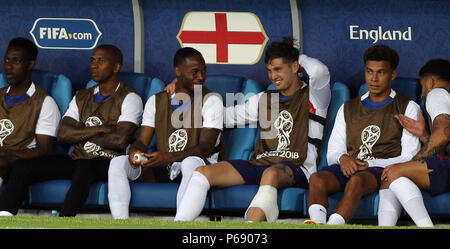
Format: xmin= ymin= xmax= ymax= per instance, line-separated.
xmin=177 ymin=12 xmax=268 ymax=64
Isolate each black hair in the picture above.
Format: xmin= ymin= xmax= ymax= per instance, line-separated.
xmin=173 ymin=47 xmax=204 ymax=67
xmin=7 ymin=37 xmax=38 ymax=61
xmin=95 ymin=44 xmax=123 ymax=65
xmin=363 ymin=44 xmax=399 ymax=70
xmin=419 ymin=59 xmax=450 ymax=83
xmin=264 ymin=37 xmax=300 ymax=65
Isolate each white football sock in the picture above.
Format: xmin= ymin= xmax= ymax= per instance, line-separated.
xmin=174 ymin=171 xmax=210 ymax=221
xmin=0 ymin=211 xmax=13 ymax=216
xmin=327 ymin=213 xmax=345 ymax=225
xmin=176 ymin=156 xmax=206 ymax=209
xmin=107 ymin=155 xmax=141 ymax=219
xmin=389 ymin=177 xmax=433 ymax=227
xmin=378 ymin=189 xmax=403 ymax=226
xmin=308 ymin=204 xmax=327 ymax=224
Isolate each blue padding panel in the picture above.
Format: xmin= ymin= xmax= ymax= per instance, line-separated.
xmin=129 ymin=182 xmax=209 ymax=209
xmin=422 ymin=192 xmax=450 ymax=217
xmin=86 ymin=71 xmax=165 ymax=102
xmin=28 ymin=180 xmax=108 ymax=206
xmin=279 ymin=187 xmax=306 ymax=212
xmin=318 ymin=82 xmax=350 ymax=170
xmin=204 ymin=74 xmax=262 ymax=106
xmin=222 ymin=126 xmax=258 ymax=160
xmin=211 ymin=185 xmax=306 ymax=213
xmin=211 ymin=185 xmax=259 ymax=210
xmin=205 ymin=74 xmax=244 ymax=105
xmin=358 ymin=77 xmax=421 ymax=102
xmin=203 ymin=74 xmax=262 ymax=160
xmin=308 ymin=192 xmax=379 ymax=217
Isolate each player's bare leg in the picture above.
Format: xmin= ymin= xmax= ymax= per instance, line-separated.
xmin=246 ymin=163 xmax=294 ymax=222
xmin=332 ymin=171 xmax=378 ymax=223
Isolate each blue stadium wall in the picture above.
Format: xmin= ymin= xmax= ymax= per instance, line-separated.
xmin=0 ymin=0 xmax=448 ymax=97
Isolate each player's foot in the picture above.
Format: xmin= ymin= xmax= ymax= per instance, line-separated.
xmin=303 ymin=219 xmax=318 ymax=225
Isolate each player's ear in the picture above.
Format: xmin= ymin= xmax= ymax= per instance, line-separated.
xmin=291 ymin=61 xmax=300 ymax=74
xmin=391 ymin=69 xmax=398 ymax=81
xmin=175 ymin=66 xmax=182 ymax=77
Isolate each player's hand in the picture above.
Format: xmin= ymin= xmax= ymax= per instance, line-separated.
xmin=165 ymin=78 xmax=177 ymax=95
xmin=356 ymin=159 xmax=369 ymax=171
xmin=141 ymin=151 xmax=172 ymax=168
xmin=128 ymin=150 xmax=142 ymax=168
xmin=339 ymin=154 xmax=359 ymax=178
xmin=395 ymin=111 xmax=429 ymax=143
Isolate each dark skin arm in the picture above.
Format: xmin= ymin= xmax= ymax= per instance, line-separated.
xmin=57 ymin=117 xmax=137 ymax=151
xmin=57 ymin=116 xmax=111 ymax=144
xmin=412 ymin=113 xmax=450 ymax=160
xmin=141 ymin=127 xmax=221 ymax=168
xmin=89 ymin=121 xmax=137 ymax=151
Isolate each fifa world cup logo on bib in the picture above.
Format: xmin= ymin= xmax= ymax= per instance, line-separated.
xmin=0 ymin=119 xmax=14 ymax=147
xmin=168 ymin=129 xmax=188 ymax=152
xmin=85 ymin=116 xmax=102 ymax=127
xmin=274 ymin=110 xmax=293 ymax=151
xmin=83 ymin=116 xmax=102 ymax=155
xmin=357 ymin=125 xmax=380 ymax=160
xmin=82 ymin=116 xmax=115 ymax=158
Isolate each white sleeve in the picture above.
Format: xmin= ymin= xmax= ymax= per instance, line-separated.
xmin=224 ymin=91 xmax=262 ymax=128
xmin=202 ymin=94 xmax=223 ymax=130
xmin=35 ymin=96 xmax=61 ymax=137
xmin=62 ymin=96 xmax=79 ymax=121
xmin=118 ymin=92 xmax=143 ymax=126
xmin=299 ymin=54 xmax=331 ymax=110
xmin=426 ymin=88 xmax=450 ymax=124
xmin=326 ymin=104 xmax=347 ymax=165
xmin=365 ymin=101 xmax=422 ymax=168
xmin=141 ymin=95 xmax=156 ymax=128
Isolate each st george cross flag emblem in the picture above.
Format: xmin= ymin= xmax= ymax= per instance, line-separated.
xmin=177 ymin=12 xmax=269 ymax=65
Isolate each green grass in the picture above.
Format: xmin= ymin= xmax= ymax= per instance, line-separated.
xmin=0 ymin=216 xmax=449 ymax=229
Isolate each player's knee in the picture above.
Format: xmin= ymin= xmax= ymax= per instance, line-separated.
xmin=181 ymin=156 xmax=205 ymax=175
xmin=108 ymin=156 xmax=128 ymax=178
xmin=261 ymin=166 xmax=280 ymax=182
xmin=344 ymin=174 xmax=365 ymax=194
xmin=309 ymin=172 xmax=327 ymax=192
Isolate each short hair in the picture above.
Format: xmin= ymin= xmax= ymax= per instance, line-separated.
xmin=264 ymin=37 xmax=300 ymax=65
xmin=95 ymin=44 xmax=123 ymax=65
xmin=7 ymin=37 xmax=38 ymax=61
xmin=363 ymin=44 xmax=399 ymax=70
xmin=419 ymin=59 xmax=450 ymax=83
xmin=173 ymin=47 xmax=204 ymax=67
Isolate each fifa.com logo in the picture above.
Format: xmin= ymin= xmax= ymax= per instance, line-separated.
xmin=171 ymin=85 xmax=280 ymax=139
xmin=39 ymin=27 xmax=93 ymax=40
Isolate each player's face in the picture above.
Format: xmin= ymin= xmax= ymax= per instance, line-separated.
xmin=90 ymin=48 xmax=119 ymax=84
xmin=3 ymin=47 xmax=33 ymax=87
xmin=365 ymin=60 xmax=397 ymax=101
xmin=266 ymin=58 xmax=299 ymax=95
xmin=177 ymin=55 xmax=206 ymax=92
